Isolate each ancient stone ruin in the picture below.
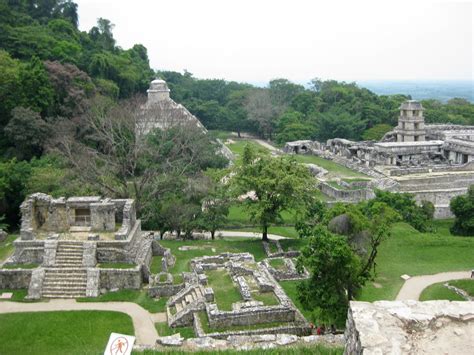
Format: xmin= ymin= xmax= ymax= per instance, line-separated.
xmin=0 ymin=193 xmax=152 ymax=299
xmin=344 ymin=300 xmax=474 ymax=355
xmin=284 ymin=100 xmax=474 ymax=218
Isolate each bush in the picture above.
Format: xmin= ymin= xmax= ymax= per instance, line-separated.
xmin=450 ymin=185 xmax=474 ymax=236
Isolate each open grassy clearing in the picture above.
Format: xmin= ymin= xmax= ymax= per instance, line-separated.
xmin=419 ymin=282 xmax=465 ymax=301
xmin=0 ymin=311 xmax=133 ymax=355
xmin=206 ymin=269 xmax=242 ymax=310
xmin=279 ymin=280 xmax=312 ymax=321
xmin=0 ymin=233 xmax=18 ymax=263
xmin=77 ymin=289 xmax=167 ymax=313
xmin=269 ymin=258 xmax=286 ymax=270
xmin=358 ymin=220 xmax=474 ymax=301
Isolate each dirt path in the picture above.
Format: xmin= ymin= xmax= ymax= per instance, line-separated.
xmin=0 ymin=299 xmax=166 ymax=345
xmin=253 ymin=139 xmax=282 ymax=153
xmin=217 ymin=230 xmax=288 ymax=240
xmin=396 ymin=271 xmax=471 ymax=300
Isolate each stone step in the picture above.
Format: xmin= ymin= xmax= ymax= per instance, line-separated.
xmin=54 ymin=262 xmax=84 ymax=267
xmin=42 ymin=291 xmax=86 ymax=298
xmin=56 ymin=254 xmax=83 ymax=259
xmin=56 ymin=249 xmax=84 ymax=254
xmin=185 ymin=294 xmax=194 ymax=304
xmin=45 ymin=268 xmax=86 ymax=273
xmin=195 ymin=287 xmax=202 ymax=298
xmin=44 ymin=277 xmax=87 ymax=283
xmin=175 ymin=303 xmax=183 ymax=313
xmin=43 ymin=285 xmax=87 ymax=292
xmin=181 ymin=300 xmax=186 ymax=309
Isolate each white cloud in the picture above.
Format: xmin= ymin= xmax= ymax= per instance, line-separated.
xmin=75 ymin=0 xmax=473 ymax=83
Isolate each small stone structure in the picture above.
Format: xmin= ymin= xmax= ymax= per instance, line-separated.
xmin=0 ymin=194 xmax=152 ymax=299
xmin=344 ymin=300 xmax=474 ymax=355
xmin=157 ymin=251 xmax=311 ymax=338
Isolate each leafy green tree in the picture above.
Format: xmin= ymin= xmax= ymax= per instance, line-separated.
xmin=362 ymin=123 xmax=393 ymax=141
xmin=297 ymin=226 xmax=362 ymax=326
xmin=450 ymin=186 xmax=474 ymax=236
xmin=4 ymin=106 xmax=49 ymax=159
xmin=368 ymin=190 xmax=433 ymax=232
xmin=231 ymin=145 xmax=315 ymax=240
xmin=0 ymin=159 xmax=32 ymax=227
xmin=314 ymin=111 xmax=366 ymax=141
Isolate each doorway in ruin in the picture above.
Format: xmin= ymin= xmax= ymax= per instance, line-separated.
xmin=74 ymin=208 xmax=91 ymax=226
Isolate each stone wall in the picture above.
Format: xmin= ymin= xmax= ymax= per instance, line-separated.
xmin=99 ymin=267 xmax=142 ymax=290
xmin=0 ymin=269 xmax=33 ymax=289
xmin=319 ymin=182 xmax=375 ymax=202
xmin=344 ymin=300 xmax=474 ymax=355
xmin=206 ymin=303 xmax=296 ymax=328
xmin=8 ymin=240 xmax=45 ymax=264
xmin=148 ymin=283 xmax=185 ymax=297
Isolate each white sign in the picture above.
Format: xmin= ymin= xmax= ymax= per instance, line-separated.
xmin=104 ymin=333 xmax=135 ymax=355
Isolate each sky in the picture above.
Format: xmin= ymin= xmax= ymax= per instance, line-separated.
xmin=75 ymin=0 xmax=473 ymax=84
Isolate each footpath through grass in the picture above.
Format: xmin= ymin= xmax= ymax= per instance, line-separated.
xmin=0 ymin=311 xmax=133 ymax=355
xmin=78 ymin=289 xmax=167 ymax=313
xmin=358 ymin=220 xmax=474 ymax=301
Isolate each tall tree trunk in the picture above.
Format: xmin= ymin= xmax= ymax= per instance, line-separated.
xmin=211 ymin=230 xmax=215 ymax=240
xmin=262 ymin=224 xmax=268 ymax=241
xmin=237 ymin=130 xmax=241 ymax=138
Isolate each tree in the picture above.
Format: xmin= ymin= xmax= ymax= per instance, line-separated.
xmin=52 ymin=95 xmax=226 ymax=217
xmin=197 ymin=170 xmax=229 ymax=239
xmin=231 ymin=145 xmax=315 ymax=240
xmin=5 ymin=107 xmax=49 ymax=159
xmin=245 ymin=89 xmax=280 ymax=139
xmin=314 ymin=110 xmax=366 ymax=141
xmin=450 ymin=185 xmax=474 ymax=236
xmin=362 ymin=123 xmax=393 ymax=141
xmin=297 ymin=226 xmax=361 ymax=326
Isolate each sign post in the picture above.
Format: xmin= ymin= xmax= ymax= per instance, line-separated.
xmin=104 ymin=333 xmax=135 ymax=355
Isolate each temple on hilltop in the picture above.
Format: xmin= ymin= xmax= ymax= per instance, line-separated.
xmin=137 ymin=79 xmax=206 ymax=134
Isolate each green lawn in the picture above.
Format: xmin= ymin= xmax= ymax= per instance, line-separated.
xmin=252 ymin=291 xmax=280 ymax=306
xmin=419 ymin=282 xmax=465 ymax=301
xmin=78 ymin=289 xmax=167 ymax=313
xmin=292 ymin=154 xmax=367 ymax=178
xmin=0 ymin=311 xmax=133 ymax=355
xmin=155 ymin=322 xmax=195 ymax=339
xmin=1 ymin=263 xmax=39 ymax=269
xmin=279 ymin=280 xmax=313 ymax=321
xmin=206 ymin=269 xmax=242 ymax=310
xmin=227 ymin=204 xmax=297 ymax=228
xmin=229 ymin=225 xmax=299 ymax=239
xmin=0 ymin=234 xmax=18 ymax=262
xmin=227 ymin=139 xmax=269 ymax=162
xmin=269 ymin=258 xmax=286 ymax=270
xmin=450 ymin=279 xmax=474 ymax=296
xmin=358 ymin=220 xmax=474 ymax=301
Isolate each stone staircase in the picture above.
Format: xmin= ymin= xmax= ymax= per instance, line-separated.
xmin=42 ymin=241 xmax=88 ymax=299
xmin=167 ymin=285 xmax=206 ymax=327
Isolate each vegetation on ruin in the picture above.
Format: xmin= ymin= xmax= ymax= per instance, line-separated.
xmin=0 ymin=233 xmax=17 ymax=262
xmin=206 ymin=269 xmax=243 ymax=311
xmin=155 ymin=322 xmax=195 ymax=339
xmin=0 ymin=311 xmax=134 ymax=355
xmin=97 ymin=262 xmax=137 ymax=269
xmin=449 ymin=279 xmax=474 ymax=296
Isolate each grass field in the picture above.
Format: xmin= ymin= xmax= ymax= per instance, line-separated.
xmin=450 ymin=279 xmax=474 ymax=296
xmin=357 ymin=220 xmax=474 ymax=301
xmin=0 ymin=311 xmax=133 ymax=355
xmin=77 ymin=289 xmax=167 ymax=313
xmin=419 ymin=282 xmax=465 ymax=301
xmin=98 ymin=262 xmax=136 ymax=269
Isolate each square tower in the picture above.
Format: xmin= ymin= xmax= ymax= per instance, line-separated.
xmin=395 ymin=100 xmax=426 ymax=142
